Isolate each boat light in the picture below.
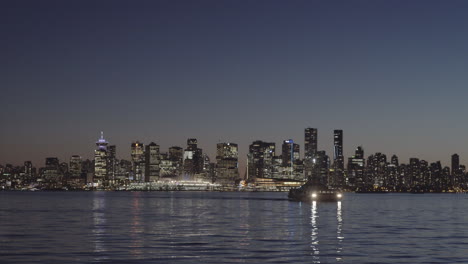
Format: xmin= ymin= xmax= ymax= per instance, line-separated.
xmin=337 ymin=193 xmax=342 ymax=198
xmin=312 ymin=192 xmax=318 ymax=198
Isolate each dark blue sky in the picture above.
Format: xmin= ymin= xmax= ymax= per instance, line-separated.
xmin=2 ymin=0 xmax=468 ymax=170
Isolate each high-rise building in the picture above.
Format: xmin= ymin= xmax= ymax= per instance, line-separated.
xmin=281 ymin=140 xmax=300 ymax=167
xmin=69 ymin=155 xmax=82 ymax=178
xmin=215 ymin=143 xmax=239 ymax=183
xmin=145 ymin=142 xmax=160 ymax=182
xmin=44 ymin=157 xmax=59 ymax=180
xmin=304 ymin=128 xmax=318 ymax=159
xmin=347 ymin=146 xmax=365 ymax=188
xmin=24 ymin=161 xmax=33 ymax=178
xmin=409 ymin=158 xmax=421 ymax=187
xmin=332 ymin=130 xmax=344 ymax=187
xmin=131 ymin=141 xmax=145 ymax=181
xmin=94 ymin=132 xmax=108 ymax=184
xmin=313 ymin=150 xmax=329 ymax=185
xmin=451 ymin=154 xmax=460 ymax=186
xmin=247 ymin=140 xmax=275 ymax=181
xmin=107 ymin=145 xmax=117 ymax=182
xmin=184 ymin=138 xmax=203 ymax=175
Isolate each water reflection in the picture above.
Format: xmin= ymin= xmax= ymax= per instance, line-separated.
xmin=310 ymin=201 xmax=320 ymax=263
xmin=336 ymin=201 xmax=343 ymax=262
xmin=92 ymin=192 xmax=108 ymax=260
xmin=130 ymin=192 xmax=143 ymax=258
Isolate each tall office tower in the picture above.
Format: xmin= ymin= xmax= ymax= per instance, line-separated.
xmin=347 ymin=146 xmax=365 ymax=188
xmin=304 ymin=128 xmax=318 ymax=159
xmin=420 ymin=160 xmax=430 ymax=187
xmin=304 ymin=128 xmax=317 ymax=180
xmin=409 ymin=158 xmax=421 ymax=187
xmin=94 ymin=132 xmax=108 ymax=184
xmin=332 ymin=130 xmax=344 ymax=187
xmin=366 ymin=153 xmax=387 ymax=187
xmin=391 ymin=155 xmax=399 ymax=166
xmin=131 ymin=141 xmax=145 ymax=181
xmin=169 ymin=146 xmax=183 ymax=164
xmin=107 ymin=145 xmax=117 ymax=182
xmin=313 ymin=150 xmax=330 ymax=185
xmin=184 ymin=138 xmax=203 ymax=175
xmin=247 ymin=140 xmax=276 ymax=181
xmin=451 ymin=154 xmax=460 ymax=186
xmin=145 ymin=142 xmax=160 ymax=182
xmin=24 ymin=161 xmax=33 ymax=178
xmin=69 ymin=155 xmax=82 ymax=178
xmin=215 ymin=143 xmax=239 ymax=183
xmin=44 ymin=157 xmax=60 ymax=180
xmin=281 ymin=140 xmax=300 ymax=167
xmin=430 ymin=161 xmax=442 ymax=191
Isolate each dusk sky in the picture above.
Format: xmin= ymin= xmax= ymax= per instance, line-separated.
xmin=3 ymin=0 xmax=468 ymax=171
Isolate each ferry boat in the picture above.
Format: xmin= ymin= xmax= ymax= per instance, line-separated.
xmin=288 ymin=179 xmax=343 ymax=202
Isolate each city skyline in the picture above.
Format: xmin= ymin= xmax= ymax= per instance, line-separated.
xmin=3 ymin=0 xmax=468 ymax=169
xmin=2 ymin=128 xmax=467 ymax=174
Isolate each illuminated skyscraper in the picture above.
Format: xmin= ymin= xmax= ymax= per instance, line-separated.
xmin=69 ymin=155 xmax=82 ymax=178
xmin=24 ymin=161 xmax=33 ymax=178
xmin=247 ymin=140 xmax=275 ymax=181
xmin=131 ymin=141 xmax=145 ymax=181
xmin=94 ymin=132 xmax=108 ymax=184
xmin=332 ymin=130 xmax=344 ymax=187
xmin=281 ymin=140 xmax=300 ymax=167
xmin=304 ymin=128 xmax=318 ymax=159
xmin=216 ymin=143 xmax=239 ymax=183
xmin=145 ymin=142 xmax=160 ymax=182
xmin=44 ymin=157 xmax=59 ymax=180
xmin=347 ymin=146 xmax=364 ymax=188
xmin=184 ymin=138 xmax=203 ymax=175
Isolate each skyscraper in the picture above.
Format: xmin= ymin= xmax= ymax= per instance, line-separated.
xmin=44 ymin=157 xmax=59 ymax=180
xmin=304 ymin=128 xmax=318 ymax=160
xmin=184 ymin=138 xmax=203 ymax=175
xmin=247 ymin=140 xmax=275 ymax=181
xmin=145 ymin=142 xmax=160 ymax=182
xmin=347 ymin=146 xmax=364 ymax=188
xmin=69 ymin=155 xmax=82 ymax=178
xmin=281 ymin=140 xmax=300 ymax=167
xmin=131 ymin=141 xmax=145 ymax=181
xmin=107 ymin=145 xmax=117 ymax=183
xmin=94 ymin=132 xmax=108 ymax=184
xmin=215 ymin=143 xmax=239 ymax=183
xmin=332 ymin=130 xmax=344 ymax=187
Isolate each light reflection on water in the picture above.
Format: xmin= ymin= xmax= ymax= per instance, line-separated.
xmin=92 ymin=192 xmax=107 ymax=260
xmin=1 ymin=192 xmax=468 ymax=263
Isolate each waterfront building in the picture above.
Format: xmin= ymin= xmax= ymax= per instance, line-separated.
xmin=332 ymin=130 xmax=345 ymax=187
xmin=281 ymin=140 xmax=300 ymax=167
xmin=184 ymin=138 xmax=203 ymax=176
xmin=24 ymin=161 xmax=33 ymax=178
xmin=69 ymin=155 xmax=82 ymax=178
xmin=247 ymin=140 xmax=275 ymax=181
xmin=347 ymin=146 xmax=365 ymax=188
xmin=304 ymin=128 xmax=318 ymax=160
xmin=145 ymin=142 xmax=160 ymax=182
xmin=131 ymin=141 xmax=145 ymax=181
xmin=215 ymin=142 xmax=239 ymax=184
xmin=44 ymin=157 xmax=60 ymax=180
xmin=94 ymin=132 xmax=108 ymax=184
xmin=451 ymin=154 xmax=460 ymax=187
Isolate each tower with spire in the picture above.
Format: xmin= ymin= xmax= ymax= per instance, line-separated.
xmin=94 ymin=131 xmax=108 ymax=185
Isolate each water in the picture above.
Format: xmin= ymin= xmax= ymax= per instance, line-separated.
xmin=1 ymin=191 xmax=468 ymax=263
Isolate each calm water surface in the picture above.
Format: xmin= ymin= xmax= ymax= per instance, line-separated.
xmin=1 ymin=191 xmax=468 ymax=263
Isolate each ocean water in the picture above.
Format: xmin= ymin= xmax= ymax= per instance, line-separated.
xmin=1 ymin=191 xmax=468 ymax=263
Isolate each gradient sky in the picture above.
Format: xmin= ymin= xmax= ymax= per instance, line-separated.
xmin=3 ymin=0 xmax=468 ymax=171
